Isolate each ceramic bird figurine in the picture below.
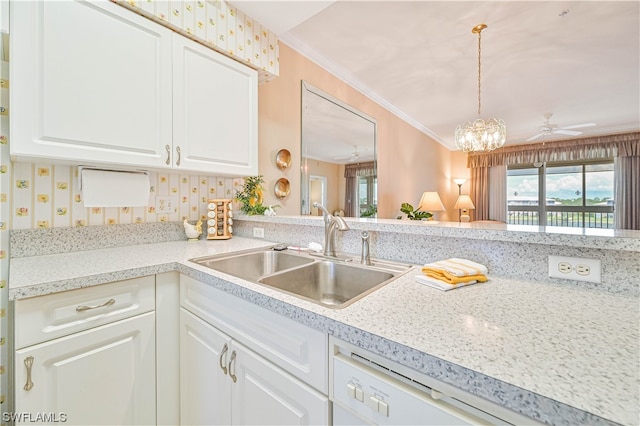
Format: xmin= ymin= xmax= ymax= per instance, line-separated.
xmin=184 ymin=219 xmax=203 ymax=242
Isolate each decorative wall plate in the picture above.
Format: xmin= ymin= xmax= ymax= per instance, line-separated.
xmin=275 ymin=149 xmax=292 ymax=170
xmin=274 ymin=178 xmax=290 ymax=199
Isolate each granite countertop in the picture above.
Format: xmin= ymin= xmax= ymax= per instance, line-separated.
xmin=237 ymin=215 xmax=640 ymax=252
xmin=9 ymin=237 xmax=639 ymax=426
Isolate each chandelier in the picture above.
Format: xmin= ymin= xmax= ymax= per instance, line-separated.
xmin=455 ymin=24 xmax=506 ymax=152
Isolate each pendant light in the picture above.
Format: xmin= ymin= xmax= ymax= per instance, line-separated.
xmin=455 ymin=24 xmax=506 ymax=152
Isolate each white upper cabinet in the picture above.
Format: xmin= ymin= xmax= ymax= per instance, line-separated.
xmin=10 ymin=0 xmax=258 ymax=176
xmin=10 ymin=0 xmax=173 ymax=168
xmin=173 ymin=35 xmax=258 ymax=176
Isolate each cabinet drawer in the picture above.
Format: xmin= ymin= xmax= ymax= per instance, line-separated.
xmin=15 ymin=276 xmax=155 ymax=349
xmin=180 ymin=275 xmax=328 ymax=393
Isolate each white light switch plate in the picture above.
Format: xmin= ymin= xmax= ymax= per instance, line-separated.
xmin=548 ymin=255 xmax=601 ymax=283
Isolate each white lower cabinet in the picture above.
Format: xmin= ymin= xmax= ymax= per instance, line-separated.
xmin=180 ymin=275 xmax=330 ymax=425
xmin=15 ymin=312 xmax=156 ymax=425
xmin=180 ymin=308 xmax=232 ymax=425
xmin=13 ymin=277 xmax=157 ymax=425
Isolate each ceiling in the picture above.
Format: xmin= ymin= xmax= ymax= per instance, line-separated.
xmin=230 ymin=1 xmax=640 ymax=151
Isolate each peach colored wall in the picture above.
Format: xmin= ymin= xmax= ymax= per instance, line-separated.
xmin=307 ymin=159 xmax=340 ymax=214
xmin=258 ymin=43 xmax=466 ymax=220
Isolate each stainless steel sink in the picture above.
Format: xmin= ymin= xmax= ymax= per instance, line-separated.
xmin=190 ymin=248 xmax=410 ymax=309
xmin=258 ymin=261 xmax=395 ymax=308
xmin=191 ymin=249 xmax=314 ymax=281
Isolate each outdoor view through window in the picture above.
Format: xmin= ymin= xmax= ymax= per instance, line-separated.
xmin=507 ymin=161 xmax=614 ymax=228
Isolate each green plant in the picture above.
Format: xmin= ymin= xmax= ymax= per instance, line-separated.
xmin=235 ymin=176 xmax=281 ymax=216
xmin=398 ymin=202 xmax=433 ymax=220
xmin=360 ymin=204 xmax=377 ymax=218
xmin=235 ymin=176 xmax=269 ymax=215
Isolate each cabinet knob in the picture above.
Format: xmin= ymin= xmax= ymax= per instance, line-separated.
xmin=23 ymin=356 xmax=34 ymax=391
xmin=219 ymin=343 xmax=229 ymax=375
xmin=165 ymin=145 xmax=171 ymax=165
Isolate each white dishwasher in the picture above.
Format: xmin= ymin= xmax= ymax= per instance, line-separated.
xmin=330 ymin=337 xmax=535 ymax=425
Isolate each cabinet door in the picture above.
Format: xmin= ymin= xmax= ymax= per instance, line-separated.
xmin=180 ymin=308 xmax=232 ymax=426
xmin=181 ymin=275 xmax=328 ymax=393
xmin=173 ymin=35 xmax=258 ymax=175
xmin=14 ymin=312 xmax=156 ymax=425
xmin=230 ymin=341 xmax=329 ymax=426
xmin=10 ymin=0 xmax=172 ymax=168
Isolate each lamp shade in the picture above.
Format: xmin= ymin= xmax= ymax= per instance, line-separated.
xmin=453 ymin=178 xmax=468 ymax=186
xmin=417 ymin=192 xmax=445 ymax=212
xmin=454 ymin=194 xmax=475 ymax=210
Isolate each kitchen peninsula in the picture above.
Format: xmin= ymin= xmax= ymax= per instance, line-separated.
xmin=9 ymin=218 xmax=640 ymax=425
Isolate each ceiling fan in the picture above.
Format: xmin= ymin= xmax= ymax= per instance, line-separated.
xmin=334 ymin=145 xmax=361 ymax=162
xmin=527 ymin=113 xmax=596 ymax=142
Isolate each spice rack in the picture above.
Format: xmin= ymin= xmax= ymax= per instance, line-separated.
xmin=206 ymin=199 xmax=233 ymax=240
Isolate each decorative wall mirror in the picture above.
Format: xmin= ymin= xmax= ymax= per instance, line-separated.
xmin=300 ymin=81 xmax=377 ymax=217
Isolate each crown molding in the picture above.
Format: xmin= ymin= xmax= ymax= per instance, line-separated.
xmin=279 ymin=33 xmax=453 ymax=151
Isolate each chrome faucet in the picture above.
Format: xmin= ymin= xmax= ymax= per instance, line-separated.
xmin=360 ymin=231 xmax=372 ymax=265
xmin=313 ymin=202 xmax=349 ymax=257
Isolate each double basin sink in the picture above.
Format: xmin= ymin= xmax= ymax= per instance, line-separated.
xmin=190 ymin=247 xmax=411 ymax=309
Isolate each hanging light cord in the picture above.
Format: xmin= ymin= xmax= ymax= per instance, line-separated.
xmin=473 ymin=24 xmax=487 ymax=117
xmin=477 ymin=27 xmax=482 ymax=116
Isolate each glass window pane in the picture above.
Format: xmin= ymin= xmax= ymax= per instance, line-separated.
xmin=546 ymin=165 xmax=581 ymax=175
xmin=586 ymin=163 xmax=614 ymax=173
xmin=546 ymin=165 xmax=582 ymax=206
xmin=586 ymin=168 xmax=614 ymax=206
xmin=372 ymin=178 xmax=378 ymax=205
xmin=507 ymin=167 xmax=539 ymax=205
xmin=358 ymin=178 xmax=368 ymax=205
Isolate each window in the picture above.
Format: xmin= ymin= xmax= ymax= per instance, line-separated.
xmin=507 ymin=160 xmax=614 ymax=228
xmin=358 ymin=176 xmax=377 ymax=217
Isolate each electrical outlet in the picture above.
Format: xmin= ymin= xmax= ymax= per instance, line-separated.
xmin=155 ymin=196 xmax=178 ymax=214
xmin=548 ymin=255 xmax=601 ymax=283
xmin=575 ymin=264 xmax=591 ymax=276
xmin=558 ymin=262 xmax=572 ymax=274
xmin=253 ymin=227 xmax=265 ymax=238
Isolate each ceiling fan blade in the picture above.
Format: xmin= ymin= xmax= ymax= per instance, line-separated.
xmin=562 ymin=122 xmax=596 ymax=130
xmin=553 ymin=129 xmax=582 ymax=136
xmin=527 ymin=133 xmax=545 ymax=142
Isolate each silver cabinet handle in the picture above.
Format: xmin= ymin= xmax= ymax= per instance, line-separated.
xmin=228 ymin=350 xmax=237 ymax=383
xmin=76 ymin=298 xmax=115 ymax=312
xmin=24 ymin=356 xmax=34 ymax=391
xmin=219 ymin=343 xmax=228 ymax=375
xmin=175 ymin=146 xmax=181 ymax=166
xmin=165 ymin=144 xmax=171 ymax=165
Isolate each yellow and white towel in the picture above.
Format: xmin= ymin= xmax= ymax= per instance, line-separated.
xmin=417 ymin=258 xmax=489 ymax=290
xmin=414 ymin=274 xmax=479 ymax=291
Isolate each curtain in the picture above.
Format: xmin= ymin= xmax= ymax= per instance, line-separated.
xmin=614 ymin=155 xmax=640 ymax=230
xmin=470 ymin=166 xmax=489 ymax=221
xmin=467 ymin=132 xmax=638 ymax=168
xmin=344 ymin=176 xmax=355 ymax=217
xmin=344 ymin=161 xmax=375 ymax=217
xmin=488 ymin=164 xmax=507 ymax=222
xmin=467 ymin=132 xmax=639 ymax=227
xmin=344 ymin=161 xmax=375 ymax=177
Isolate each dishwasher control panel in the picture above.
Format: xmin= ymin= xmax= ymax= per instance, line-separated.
xmin=329 ymin=337 xmax=537 ymax=426
xmin=333 ymin=354 xmax=480 ymax=425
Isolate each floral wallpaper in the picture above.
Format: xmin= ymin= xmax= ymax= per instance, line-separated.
xmin=8 ymin=163 xmax=242 ymax=230
xmin=0 ymin=4 xmax=8 ymax=411
xmin=115 ymin=0 xmax=280 ymax=82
